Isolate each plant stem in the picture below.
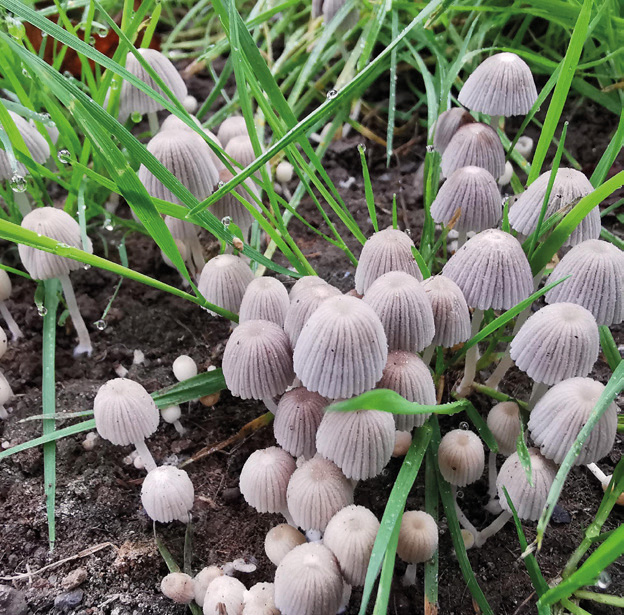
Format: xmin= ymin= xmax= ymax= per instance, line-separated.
xmin=456 ymin=308 xmax=484 ymax=397
xmin=58 ymin=273 xmax=92 ymax=357
xmin=573 ymin=591 xmax=624 ymax=607
xmin=422 ymin=344 xmax=435 ymax=365
xmin=134 ymin=438 xmax=157 ymax=473
xmin=148 ymin=111 xmax=160 ymax=135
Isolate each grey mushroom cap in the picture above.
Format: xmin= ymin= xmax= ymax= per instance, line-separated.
xmin=438 ymin=429 xmax=485 ymax=487
xmin=197 ymin=254 xmax=254 ymax=315
xmin=203 ymin=576 xmax=246 ymax=615
xmin=239 ymin=277 xmax=290 ymax=326
xmin=529 ymin=378 xmax=618 ymax=465
xmin=0 ymin=111 xmax=50 ymax=179
xmin=222 ymin=320 xmax=294 ymax=400
xmin=433 ymin=108 xmax=475 ymax=153
xmin=458 ymin=52 xmax=538 ymax=116
xmin=226 ymin=135 xmax=256 ymax=169
xmin=289 ymin=276 xmax=329 ymax=302
xmin=441 ymin=123 xmax=506 ymax=179
xmin=442 ymin=229 xmax=533 ymax=310
xmin=264 ymin=524 xmax=307 ymax=566
xmin=545 ymin=239 xmax=624 ymax=326
xmin=396 ymin=510 xmax=438 ymax=565
xmin=293 ymin=295 xmax=388 ymax=399
xmin=497 ymin=448 xmax=557 ymax=521
xmin=217 ymin=116 xmax=249 ymax=148
xmin=243 ymin=583 xmax=279 ymax=615
xmin=487 ymin=402 xmax=521 ymax=457
xmin=431 ymin=166 xmax=502 ymax=233
xmin=355 ymin=227 xmax=422 ymax=294
xmin=510 ymin=303 xmax=599 ymax=385
xmin=141 ymin=466 xmax=194 ymax=523
xmin=322 ymin=0 xmax=359 ymax=29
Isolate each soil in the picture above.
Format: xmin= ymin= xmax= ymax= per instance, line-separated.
xmin=1 ymin=63 xmax=623 ymax=615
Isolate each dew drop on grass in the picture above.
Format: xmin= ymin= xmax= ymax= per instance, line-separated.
xmin=456 ymin=490 xmax=464 ymax=500
xmin=37 ymin=306 xmax=48 ymax=317
xmin=426 ymin=144 xmax=435 ymax=153
xmin=595 ymin=571 xmax=611 ymax=589
xmin=110 ymin=80 xmax=120 ymax=91
xmin=221 ymin=216 xmax=232 ymax=228
xmin=10 ymin=175 xmax=27 ymax=193
xmin=97 ymin=26 xmax=109 ymax=37
xmin=94 ymin=319 xmax=107 ymax=331
xmin=57 ymin=149 xmax=71 ymax=164
xmin=83 ymin=264 xmax=91 ymax=270
xmin=21 ymin=66 xmax=31 ymax=79
xmin=459 ymin=421 xmax=470 ymax=430
xmin=217 ymin=181 xmax=225 ymax=188
xmin=326 ymin=89 xmax=338 ymax=100
xmin=131 ymin=111 xmax=143 ymax=123
xmin=357 ymin=143 xmax=366 ymax=153
xmin=7 ymin=16 xmax=25 ymax=40
xmin=89 ymin=36 xmax=96 ymax=45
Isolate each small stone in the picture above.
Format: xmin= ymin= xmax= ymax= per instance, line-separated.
xmin=222 ymin=487 xmax=241 ymax=503
xmin=0 ymin=584 xmax=28 ymax=615
xmin=61 ymin=568 xmax=87 ymax=590
xmin=551 ymin=504 xmax=571 ymax=524
xmin=54 ymin=589 xmax=83 ymax=611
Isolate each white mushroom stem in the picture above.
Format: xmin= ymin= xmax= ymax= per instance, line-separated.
xmin=457 ymin=308 xmax=484 ymax=397
xmin=475 ymin=510 xmax=512 ymax=547
xmin=0 ymin=301 xmax=23 ymax=340
xmin=14 ymin=191 xmax=31 ymax=216
xmin=485 ymin=452 xmax=503 ymax=514
xmin=58 ymin=273 xmax=93 ymax=357
xmin=172 ymin=420 xmax=186 ymax=435
xmin=401 ymin=563 xmax=418 ymax=587
xmin=133 ymin=439 xmax=157 ymax=473
xmin=187 ymin=237 xmax=205 ymax=280
xmin=457 ymin=230 xmax=468 ymax=249
xmin=422 ymin=344 xmax=435 ymax=365
xmin=528 ymin=381 xmax=549 ymax=411
xmin=451 ymin=485 xmax=478 ymax=542
xmin=281 ymin=507 xmax=296 ymax=527
xmin=263 ymin=397 xmax=278 ymax=413
xmin=586 ymin=463 xmax=608 ymax=486
xmin=147 ymin=111 xmax=160 ymax=136
xmin=490 ymin=115 xmax=502 ymax=132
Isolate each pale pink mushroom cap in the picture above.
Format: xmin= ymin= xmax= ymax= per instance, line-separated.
xmin=438 ymin=429 xmax=485 ymax=487
xmin=239 ymin=277 xmax=290 ymax=326
xmin=487 ymin=402 xmax=521 ymax=457
xmin=197 ymin=254 xmax=254 ymax=315
xmin=264 ymin=524 xmax=307 ymax=566
xmin=397 ymin=510 xmax=438 ymax=564
xmin=433 ymin=108 xmax=475 ymax=153
xmin=141 ymin=465 xmax=194 ymax=523
xmin=217 ymin=116 xmax=248 ymax=148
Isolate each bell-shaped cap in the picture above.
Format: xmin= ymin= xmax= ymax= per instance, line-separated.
xmin=0 ymin=328 xmax=6 ymax=360
xmin=286 ymin=456 xmax=353 ymax=531
xmin=442 ymin=229 xmax=533 ymax=310
xmin=458 ymin=52 xmax=538 ymax=116
xmin=193 ymin=567 xmax=224 ymax=607
xmin=438 ymin=429 xmax=484 ymax=487
xmin=217 ymin=116 xmax=248 ymax=148
xmin=0 ymin=269 xmax=12 ymax=302
xmin=197 ymin=254 xmax=254 ymax=315
xmin=203 ymin=576 xmax=246 ymax=615
xmin=363 ymin=271 xmax=435 ymax=353
xmin=441 ymin=123 xmax=506 ymax=179
xmin=209 ymin=168 xmax=260 ymax=237
xmin=239 ymin=277 xmax=290 ymax=326
xmin=19 ymin=207 xmax=83 ymax=280
xmin=355 ymin=227 xmax=422 ymax=294
xmin=274 ymin=543 xmax=343 ymax=615
xmin=431 ymin=166 xmax=502 ymax=233
xmin=487 ymin=402 xmax=521 ymax=457
xmin=529 ymin=378 xmax=618 ymax=465
xmin=323 ymin=505 xmax=380 ymax=586
xmin=222 ymin=320 xmax=294 ymax=400
xmin=264 ymin=524 xmax=307 ymax=566
xmin=293 ymin=295 xmax=388 ymax=399
xmin=510 ymin=303 xmax=599 ymax=385
xmin=376 ymin=351 xmax=436 ymax=431
xmin=396 ymin=510 xmax=438 ymax=565
xmin=545 ymin=239 xmax=624 ymax=326
xmin=161 ymin=572 xmax=195 ymax=604
xmin=509 ymin=168 xmax=599 ymax=246
xmin=289 ymin=276 xmax=329 ymax=302
xmin=274 ymin=387 xmax=327 ymax=459
xmin=433 ymin=108 xmax=475 ymax=153
xmin=141 ymin=465 xmax=194 ymax=523
xmin=316 ymin=409 xmax=395 ymax=480
xmin=497 ymin=448 xmax=557 ymax=521
xmin=94 ymin=378 xmax=159 ymax=446
xmin=243 ymin=583 xmax=278 ymax=615
xmin=226 ymin=135 xmax=256 ymax=168
xmin=239 ymin=447 xmax=296 ymax=514
xmin=421 ymin=275 xmax=471 ymax=347
xmin=0 ymin=111 xmax=50 ymax=179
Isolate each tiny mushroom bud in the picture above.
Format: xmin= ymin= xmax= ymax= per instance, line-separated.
xmin=0 ymin=269 xmax=23 ymax=340
xmin=397 ymin=511 xmax=438 ymax=586
xmin=243 ymin=583 xmax=278 ymax=615
xmin=264 ymin=524 xmax=307 ymax=566
xmin=393 ymin=431 xmax=413 ymax=457
xmin=183 ymin=94 xmax=198 ymax=113
xmin=161 ymin=405 xmax=186 ymax=436
xmin=198 ymin=255 xmax=254 ymax=317
xmin=515 ymin=136 xmax=534 ymax=158
xmin=173 ymin=354 xmax=198 ymax=381
xmin=433 ymin=108 xmax=475 ymax=153
xmin=217 ymin=116 xmax=249 ymax=148
xmin=141 ymin=465 xmax=195 ymax=523
xmin=161 ymin=572 xmax=195 ymax=604
xmin=203 ymin=576 xmax=246 ymax=615
xmin=193 ymin=566 xmax=224 ymax=607
xmin=275 ymin=161 xmax=294 ymax=184
xmin=239 ymin=277 xmax=290 ymax=327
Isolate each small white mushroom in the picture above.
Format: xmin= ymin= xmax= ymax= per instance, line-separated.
xmin=161 ymin=572 xmax=195 ymax=604
xmin=141 ymin=465 xmax=195 ymax=523
xmin=0 ymin=270 xmax=23 ymax=340
xmin=396 ymin=510 xmax=438 ymax=586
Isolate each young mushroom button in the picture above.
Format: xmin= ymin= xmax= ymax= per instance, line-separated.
xmin=160 ymin=572 xmax=195 ymax=604
xmin=203 ymin=576 xmax=246 ymax=615
xmin=243 ymin=582 xmax=278 ymax=615
xmin=141 ymin=465 xmax=195 ymax=523
xmin=264 ymin=524 xmax=307 ymax=566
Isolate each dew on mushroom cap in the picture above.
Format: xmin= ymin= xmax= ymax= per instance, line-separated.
xmin=217 ymin=116 xmax=249 ymax=148
xmin=0 ymin=269 xmax=22 ymax=341
xmin=197 ymin=254 xmax=254 ymax=316
xmin=203 ymin=575 xmax=246 ymax=615
xmin=396 ymin=510 xmax=438 ymax=586
xmin=160 ymin=572 xmax=195 ymax=604
xmin=264 ymin=524 xmax=307 ymax=566
xmin=243 ymin=582 xmax=278 ymax=615
xmin=433 ymin=108 xmax=475 ymax=153
xmin=193 ymin=566 xmax=224 ymax=607
xmin=239 ymin=277 xmax=290 ymax=326
xmin=140 ymin=465 xmax=195 ymax=523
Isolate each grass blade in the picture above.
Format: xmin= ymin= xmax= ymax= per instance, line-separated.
xmin=424 ymin=448 xmax=439 ymax=615
xmin=359 ymin=143 xmax=378 ymax=232
xmin=599 ymin=325 xmax=622 ymax=371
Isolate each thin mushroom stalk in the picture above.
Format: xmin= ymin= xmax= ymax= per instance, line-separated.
xmin=457 ymin=308 xmax=484 ymax=397
xmin=0 ymin=301 xmax=22 ymax=340
xmin=402 ymin=563 xmax=418 ymax=587
xmin=133 ymin=439 xmax=157 ymax=473
xmin=59 ymin=273 xmax=93 ymax=357
xmin=475 ymin=510 xmax=512 ymax=547
xmin=485 ymin=451 xmax=502 ymax=514
xmin=528 ymin=381 xmax=549 ymax=411
xmin=451 ymin=484 xmax=479 ymax=543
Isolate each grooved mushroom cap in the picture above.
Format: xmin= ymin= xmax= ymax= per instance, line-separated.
xmin=265 ymin=524 xmax=307 ymax=566
xmin=203 ymin=576 xmax=246 ymax=615
xmin=458 ymin=52 xmax=538 ymax=116
xmin=376 ymin=351 xmax=436 ymax=431
xmin=433 ymin=108 xmax=475 ymax=153
xmin=487 ymin=402 xmax=521 ymax=457
xmin=363 ymin=271 xmax=435 ymax=353
xmin=293 ymin=295 xmax=388 ymax=399
xmin=274 ymin=543 xmax=343 ymax=615
xmin=431 ymin=166 xmax=502 ymax=233
xmin=545 ymin=239 xmax=624 ymax=326
xmin=355 ymin=228 xmax=422 ymax=294
xmin=0 ymin=328 xmax=7 ymax=360
xmin=322 ymin=0 xmax=359 ymax=29
xmin=438 ymin=430 xmax=485 ymax=487
xmin=529 ymin=378 xmax=618 ymax=465
xmin=141 ymin=466 xmax=194 ymax=523
xmin=239 ymin=277 xmax=290 ymax=326
xmin=19 ymin=208 xmax=83 ymax=280
xmin=441 ymin=123 xmax=505 ymax=179
xmin=0 ymin=111 xmax=50 ymax=179
xmin=421 ymin=275 xmax=471 ymax=347
xmin=94 ymin=378 xmax=159 ymax=446
xmin=197 ymin=254 xmax=254 ymax=315
xmin=217 ymin=116 xmax=248 ymax=148
xmin=243 ymin=583 xmax=278 ymax=615
xmin=161 ymin=572 xmax=195 ymax=604
xmin=442 ymin=229 xmax=533 ymax=310
xmin=0 ymin=371 xmax=13 ymax=405
xmin=0 ymin=269 xmax=12 ymax=301
xmin=164 ymin=215 xmax=199 ymax=242
xmin=193 ymin=566 xmax=224 ymax=607
xmin=222 ymin=320 xmax=294 ymax=399
xmin=496 ymin=448 xmax=557 ymax=521
xmin=396 ymin=510 xmax=438 ymax=564
xmin=323 ymin=505 xmax=380 ymax=586
xmin=289 ymin=276 xmax=329 ymax=302
xmin=226 ymin=135 xmax=256 ymax=168
xmin=209 ymin=168 xmax=260 ymax=236
xmin=274 ymin=387 xmax=327 ymax=458
xmin=508 ymin=168 xmax=599 ymax=246
xmin=510 ymin=303 xmax=599 ymax=385
xmin=286 ymin=456 xmax=353 ymax=531
xmin=316 ymin=409 xmax=395 ymax=480
xmin=239 ymin=447 xmax=296 ymax=513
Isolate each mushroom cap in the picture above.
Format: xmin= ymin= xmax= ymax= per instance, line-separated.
xmin=289 ymin=276 xmax=329 ymax=302
xmin=441 ymin=123 xmax=506 ymax=179
xmin=274 ymin=543 xmax=343 ymax=615
xmin=293 ymin=295 xmax=388 ymax=399
xmin=203 ymin=576 xmax=246 ymax=615
xmin=355 ymin=227 xmax=422 ymax=294
xmin=141 ymin=466 xmax=195 ymax=523
xmin=316 ymin=409 xmax=395 ymax=480
xmin=433 ymin=108 xmax=475 ymax=153
xmin=323 ymin=505 xmax=380 ymax=586
xmin=243 ymin=583 xmax=278 ymax=615
xmin=363 ymin=271 xmax=435 ymax=353
xmin=0 ymin=328 xmax=7 ymax=360
xmin=93 ymin=378 xmax=159 ymax=446
xmin=239 ymin=277 xmax=290 ymax=327
xmin=421 ymin=275 xmax=471 ymax=347
xmin=0 ymin=111 xmax=50 ymax=179
xmin=239 ymin=447 xmax=296 ymax=514
xmin=545 ymin=239 xmax=624 ymax=326
xmin=397 ymin=510 xmax=438 ymax=565
xmin=376 ymin=351 xmax=436 ymax=431
xmin=222 ymin=320 xmax=294 ymax=400
xmin=437 ymin=429 xmax=485 ymax=487
xmin=508 ymin=168 xmax=599 ymax=247
xmin=322 ymin=0 xmax=359 ymax=29
xmin=431 ymin=166 xmax=502 ymax=233
xmin=0 ymin=269 xmax=12 ymax=301
xmin=217 ymin=116 xmax=249 ymax=148
xmin=161 ymin=572 xmax=195 ymax=604
xmin=0 ymin=371 xmax=13 ymax=406
xmin=510 ymin=303 xmax=599 ymax=385
xmin=193 ymin=566 xmax=224 ymax=607
xmin=264 ymin=524 xmax=307 ymax=566
xmin=226 ymin=135 xmax=256 ymax=168
xmin=19 ymin=207 xmax=83 ymax=280
xmin=164 ymin=215 xmax=199 ymax=242
xmin=528 ymin=378 xmax=618 ymax=465
xmin=197 ymin=254 xmax=254 ymax=315
xmin=497 ymin=448 xmax=557 ymax=521
xmin=172 ymin=354 xmax=198 ymax=381
xmin=458 ymin=52 xmax=538 ymax=116
xmin=286 ymin=456 xmax=353 ymax=531
xmin=393 ymin=430 xmax=413 ymax=457
xmin=274 ymin=387 xmax=327 ymax=458
xmin=442 ymin=229 xmax=533 ymax=310
xmin=209 ymin=167 xmax=260 ymax=236
xmin=487 ymin=402 xmax=521 ymax=457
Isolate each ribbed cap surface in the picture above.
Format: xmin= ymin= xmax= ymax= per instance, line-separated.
xmin=487 ymin=402 xmax=521 ymax=457
xmin=203 ymin=576 xmax=245 ymax=615
xmin=243 ymin=583 xmax=278 ymax=615
xmin=289 ymin=276 xmax=329 ymax=302
xmin=226 ymin=135 xmax=256 ymax=168
xmin=438 ymin=429 xmax=484 ymax=487
xmin=217 ymin=116 xmax=248 ymax=147
xmin=0 ymin=269 xmax=12 ymax=302
xmin=0 ymin=111 xmax=50 ymax=179
xmin=197 ymin=255 xmax=254 ymax=315
xmin=209 ymin=168 xmax=260 ymax=238
xmin=239 ymin=277 xmax=290 ymax=327
xmin=141 ymin=466 xmax=194 ymax=523
xmin=264 ymin=524 xmax=307 ymax=566
xmin=433 ymin=108 xmax=475 ymax=153
xmin=396 ymin=510 xmax=438 ymax=564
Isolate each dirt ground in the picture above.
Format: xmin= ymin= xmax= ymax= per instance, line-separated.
xmin=0 ymin=67 xmax=623 ymax=615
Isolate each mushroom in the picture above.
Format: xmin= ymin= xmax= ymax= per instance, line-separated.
xmin=225 ymin=135 xmax=257 ymax=169
xmin=288 ymin=276 xmax=329 ymax=302
xmin=193 ymin=566 xmax=224 ymax=607
xmin=160 ymin=405 xmax=186 ymax=436
xmin=0 ymin=269 xmax=22 ymax=340
xmin=0 ymin=370 xmax=13 ymax=420
xmin=163 ymin=216 xmax=206 ymax=279
xmin=160 ymin=572 xmax=195 ymax=604
xmin=433 ymin=108 xmax=475 ymax=153
xmin=243 ymin=583 xmax=278 ymax=615
xmin=0 ymin=327 xmax=6 ymax=359
xmin=515 ymin=136 xmax=534 ymax=158
xmin=217 ymin=116 xmax=248 ymax=148
xmin=393 ymin=431 xmax=413 ymax=457
xmin=396 ymin=510 xmax=438 ymax=586
xmin=173 ymin=354 xmax=198 ymax=381
xmin=585 ymin=465 xmax=624 ymax=506
xmin=320 ymin=0 xmax=359 ymax=29
xmin=141 ymin=465 xmax=195 ymax=523
xmin=19 ymin=207 xmax=93 ymax=356
xmin=239 ymin=277 xmax=290 ymax=326
xmin=203 ymin=576 xmax=246 ymax=615
xmin=264 ymin=524 xmax=307 ymax=566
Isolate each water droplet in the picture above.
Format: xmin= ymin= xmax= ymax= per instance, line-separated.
xmin=89 ymin=36 xmax=96 ymax=45
xmin=326 ymin=89 xmax=338 ymax=100
xmin=94 ymin=319 xmax=107 ymax=330
xmin=217 ymin=181 xmax=225 ymax=188
xmin=41 ymin=31 xmax=48 ymax=39
xmin=456 ymin=490 xmax=464 ymax=500
xmin=63 ymin=70 xmax=73 ymax=79
xmin=21 ymin=66 xmax=31 ymax=79
xmin=57 ymin=149 xmax=71 ymax=164
xmin=595 ymin=571 xmax=611 ymax=589
xmin=131 ymin=111 xmax=142 ymax=123
xmin=110 ymin=80 xmax=120 ymax=91
xmin=357 ymin=143 xmax=366 ymax=153
xmin=56 ymin=243 xmax=70 ymax=249
xmin=97 ymin=25 xmax=109 ymax=37
xmin=7 ymin=16 xmax=25 ymax=40
xmin=83 ymin=264 xmax=91 ymax=270
xmin=10 ymin=175 xmax=27 ymax=193
xmin=404 ymin=228 xmax=412 ymax=237
xmin=37 ymin=305 xmax=48 ymax=317
xmin=460 ymin=421 xmax=470 ymax=430
xmin=221 ymin=216 xmax=232 ymax=227
xmin=105 ymin=223 xmax=114 ymax=231
xmin=426 ymin=144 xmax=435 ymax=153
